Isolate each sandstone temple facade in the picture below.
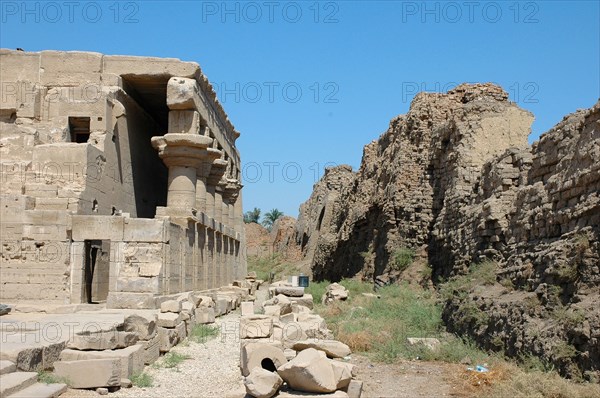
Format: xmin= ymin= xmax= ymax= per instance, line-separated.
xmin=0 ymin=50 xmax=246 ymax=308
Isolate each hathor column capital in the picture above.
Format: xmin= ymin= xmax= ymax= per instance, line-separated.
xmin=151 ymin=133 xmax=214 ymax=210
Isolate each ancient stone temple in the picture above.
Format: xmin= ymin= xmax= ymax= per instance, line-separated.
xmin=0 ymin=50 xmax=246 ymax=308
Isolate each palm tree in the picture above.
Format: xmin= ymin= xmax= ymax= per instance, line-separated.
xmin=243 ymin=208 xmax=261 ymax=224
xmin=262 ymin=209 xmax=284 ymax=231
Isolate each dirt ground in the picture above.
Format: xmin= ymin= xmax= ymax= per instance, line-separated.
xmin=350 ymin=354 xmax=474 ymax=398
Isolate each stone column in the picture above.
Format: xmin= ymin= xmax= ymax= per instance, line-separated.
xmin=151 ymin=133 xmax=213 ymax=212
xmin=206 ymin=185 xmax=216 ymax=220
xmin=206 ymin=160 xmax=227 ymax=287
xmin=196 ymin=149 xmax=221 ymax=215
xmin=223 ymin=179 xmax=242 ymax=281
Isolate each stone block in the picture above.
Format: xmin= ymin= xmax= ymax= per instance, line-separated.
xmin=160 ymin=300 xmax=182 ymax=313
xmin=59 ymin=344 xmax=144 ymax=379
xmin=273 ymin=286 xmax=305 ymax=297
xmin=71 ymin=216 xmax=124 ymax=241
xmin=406 ymin=337 xmax=441 ymax=351
xmin=123 ymin=313 xmax=157 ymax=340
xmin=215 ymin=297 xmax=230 ymax=316
xmin=175 ymin=321 xmax=187 ymax=341
xmin=345 ymin=379 xmax=363 ymax=398
xmin=331 ymin=361 xmax=354 ymax=390
xmin=244 ymin=367 xmax=283 ymax=398
xmin=141 ymin=334 xmax=160 ymax=365
xmin=195 ymin=307 xmax=215 ymax=324
xmin=181 ymin=301 xmax=194 ymax=312
xmin=103 ymin=55 xmax=198 ymax=79
xmin=288 ymin=294 xmax=314 ymax=310
xmin=54 ymin=358 xmax=121 ymax=389
xmin=107 ymin=292 xmax=156 ymax=309
xmin=277 ymin=348 xmax=336 ymax=393
xmin=241 ymin=301 xmax=254 ymax=316
xmin=0 ymin=372 xmax=38 ymax=397
xmin=123 ymin=218 xmax=165 ymax=242
xmin=40 ymin=51 xmax=103 ymax=86
xmin=276 ymin=390 xmax=349 ymax=398
xmin=67 ymin=331 xmax=138 ymax=351
xmin=240 ymin=315 xmax=273 ymax=339
xmin=158 ymin=327 xmax=178 ymax=353
xmin=168 ymin=110 xmax=200 ymax=134
xmin=240 ymin=342 xmax=287 ymax=377
xmin=292 ymin=340 xmax=351 ymax=359
xmin=157 ymin=312 xmax=183 ymax=328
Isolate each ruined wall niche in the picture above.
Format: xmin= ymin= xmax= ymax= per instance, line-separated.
xmin=68 ymin=116 xmax=91 ymax=143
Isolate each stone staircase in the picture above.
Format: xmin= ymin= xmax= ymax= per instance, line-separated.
xmin=0 ymin=360 xmax=66 ymax=398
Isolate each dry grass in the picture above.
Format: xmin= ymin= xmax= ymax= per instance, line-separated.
xmin=337 ymin=330 xmax=373 ymax=352
xmin=456 ymin=362 xmax=600 ymax=398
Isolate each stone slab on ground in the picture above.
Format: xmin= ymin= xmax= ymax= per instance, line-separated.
xmin=276 ymin=389 xmax=349 ymax=397
xmin=0 ymin=371 xmax=38 ymax=396
xmin=345 ymin=379 xmax=363 ymax=398
xmin=67 ymin=331 xmax=138 ymax=351
xmin=54 ymin=358 xmax=121 ymax=389
xmin=0 ymin=360 xmax=17 ymax=375
xmin=8 ymin=382 xmax=68 ymax=398
xmin=59 ymin=344 xmax=144 ymax=379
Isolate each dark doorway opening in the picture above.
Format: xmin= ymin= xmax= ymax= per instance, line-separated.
xmin=69 ymin=117 xmax=91 ymax=143
xmin=84 ymin=240 xmax=110 ymax=303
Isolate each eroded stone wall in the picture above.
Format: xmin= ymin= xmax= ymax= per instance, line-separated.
xmin=289 ymin=83 xmax=599 ymax=379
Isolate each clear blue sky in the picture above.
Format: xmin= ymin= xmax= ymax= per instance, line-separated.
xmin=2 ymin=1 xmax=598 ymax=217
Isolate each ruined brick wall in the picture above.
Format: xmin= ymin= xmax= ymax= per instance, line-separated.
xmin=297 ymin=84 xmax=531 ymax=282
xmin=291 ymin=84 xmax=599 ymax=379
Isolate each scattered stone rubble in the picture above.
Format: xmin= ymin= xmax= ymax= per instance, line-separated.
xmin=0 ymin=275 xmax=262 ymax=396
xmin=240 ymin=281 xmax=363 ymax=398
xmin=321 ymin=283 xmax=348 ymax=305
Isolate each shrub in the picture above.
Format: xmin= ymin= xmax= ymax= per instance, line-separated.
xmin=391 ymin=247 xmax=415 ymax=272
xmin=552 ymin=342 xmax=578 ymax=360
xmin=156 ymin=352 xmax=191 ymax=369
xmin=305 ymin=280 xmax=330 ymax=306
xmin=439 ymin=260 xmax=497 ymax=301
xmin=130 ymin=372 xmax=153 ymax=388
xmin=38 ymin=371 xmax=70 ymax=385
xmin=189 ymin=324 xmax=219 ymax=344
